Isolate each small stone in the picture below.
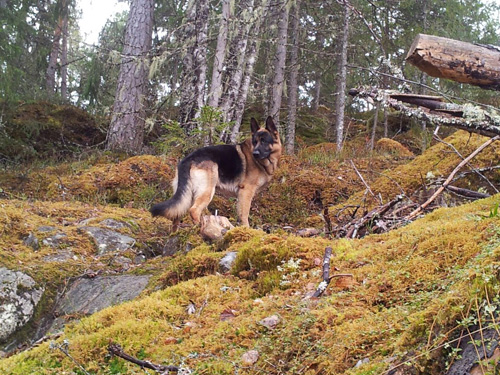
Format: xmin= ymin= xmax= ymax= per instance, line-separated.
xmin=42 ymin=232 xmax=68 ymax=248
xmin=23 ymin=233 xmax=39 ymax=251
xmin=355 ymin=358 xmax=370 ymax=368
xmin=258 ymin=314 xmax=280 ymax=330
xmin=133 ymin=254 xmax=146 ymax=264
xmin=241 ymin=350 xmax=259 ymax=365
xmin=219 ymin=252 xmax=237 ymax=273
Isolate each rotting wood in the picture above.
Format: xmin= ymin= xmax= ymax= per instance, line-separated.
xmin=108 ymin=343 xmax=179 ymax=373
xmin=406 ymin=34 xmax=500 ymax=91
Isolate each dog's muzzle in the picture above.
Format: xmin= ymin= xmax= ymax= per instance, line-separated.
xmin=253 ymin=150 xmax=269 ymax=159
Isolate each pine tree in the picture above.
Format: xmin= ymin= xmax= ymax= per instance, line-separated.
xmin=106 ymin=0 xmax=154 ymax=153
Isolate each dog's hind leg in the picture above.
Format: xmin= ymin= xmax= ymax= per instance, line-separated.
xmin=189 ymin=162 xmax=218 ymax=224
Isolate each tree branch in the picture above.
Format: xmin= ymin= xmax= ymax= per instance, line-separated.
xmin=407 ymin=135 xmax=499 ymax=220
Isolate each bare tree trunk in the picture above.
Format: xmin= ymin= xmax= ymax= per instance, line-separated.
xmin=285 ymin=0 xmax=300 ymax=154
xmin=334 ymin=0 xmax=349 ymax=152
xmin=383 ymin=106 xmax=388 ymax=138
xmin=229 ymin=0 xmax=269 ymax=142
xmin=106 ymin=0 xmax=154 ymax=153
xmin=46 ymin=14 xmax=63 ymax=96
xmin=178 ymin=0 xmax=209 ymax=133
xmin=60 ymin=0 xmax=68 ymax=100
xmin=193 ymin=0 xmax=209 ymax=117
xmin=313 ymin=78 xmax=321 ymax=111
xmin=269 ymin=0 xmax=289 ymax=129
xmin=219 ymin=0 xmax=255 ymax=123
xmin=207 ymin=0 xmax=230 ymax=108
xmin=370 ymin=102 xmax=379 ymax=152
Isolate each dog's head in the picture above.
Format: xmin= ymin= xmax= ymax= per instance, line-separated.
xmin=250 ymin=116 xmax=281 ymax=160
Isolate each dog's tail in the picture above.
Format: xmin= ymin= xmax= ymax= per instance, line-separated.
xmin=150 ymin=161 xmax=193 ymax=221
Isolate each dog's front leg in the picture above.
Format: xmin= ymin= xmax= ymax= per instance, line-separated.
xmin=237 ymin=186 xmax=257 ymax=227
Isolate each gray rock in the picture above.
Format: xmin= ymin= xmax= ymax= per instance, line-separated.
xmin=56 ymin=275 xmax=150 ymax=315
xmin=99 ymin=219 xmax=130 ymax=230
xmin=37 ymin=226 xmax=56 ymax=232
xmin=79 ymin=226 xmax=135 ymax=256
xmin=0 ymin=268 xmax=44 ymax=341
xmin=23 ymin=233 xmax=39 ymax=251
xmin=41 ymin=232 xmax=68 ymax=248
xmin=219 ymin=252 xmax=237 ymax=273
xmin=162 ymin=236 xmax=181 ymax=257
xmin=42 ymin=250 xmax=76 ymax=263
xmin=111 ymin=256 xmax=133 ymax=270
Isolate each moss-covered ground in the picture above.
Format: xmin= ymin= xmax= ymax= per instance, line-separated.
xmin=1 ymin=194 xmax=499 ymax=374
xmin=1 ymin=104 xmax=500 ymax=374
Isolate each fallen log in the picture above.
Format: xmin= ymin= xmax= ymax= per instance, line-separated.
xmin=406 ymin=34 xmax=500 ymax=90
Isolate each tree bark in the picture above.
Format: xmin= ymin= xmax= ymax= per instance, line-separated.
xmin=229 ymin=0 xmax=269 ymax=143
xmin=219 ymin=0 xmax=255 ymax=124
xmin=370 ymin=102 xmax=379 ymax=152
xmin=60 ymin=0 xmax=68 ymax=100
xmin=285 ymin=0 xmax=300 ymax=154
xmin=106 ymin=0 xmax=154 ymax=153
xmin=178 ymin=0 xmax=209 ymax=134
xmin=313 ymin=77 xmax=321 ymax=111
xmin=269 ymin=0 xmax=289 ymax=129
xmin=406 ymin=34 xmax=500 ymax=90
xmin=46 ymin=11 xmax=63 ymax=96
xmin=207 ymin=0 xmax=230 ymax=108
xmin=334 ymin=0 xmax=349 ymax=152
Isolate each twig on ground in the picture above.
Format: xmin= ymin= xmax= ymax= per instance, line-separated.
xmin=445 ymin=185 xmax=490 ymax=200
xmin=312 ymin=247 xmax=354 ymax=297
xmin=108 ymin=343 xmax=180 ymax=374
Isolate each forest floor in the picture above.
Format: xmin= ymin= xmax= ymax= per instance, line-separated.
xmin=1 ymin=103 xmax=500 ymax=374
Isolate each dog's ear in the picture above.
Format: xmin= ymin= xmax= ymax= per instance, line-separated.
xmin=250 ymin=118 xmax=260 ymax=134
xmin=265 ymin=116 xmax=277 ymax=134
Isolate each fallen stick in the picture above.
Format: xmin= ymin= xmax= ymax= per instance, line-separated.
xmin=312 ymin=247 xmax=354 ymax=297
xmin=407 ymin=135 xmax=500 ymax=220
xmin=108 ymin=343 xmax=179 ymax=373
xmin=445 ymin=185 xmax=491 ymax=200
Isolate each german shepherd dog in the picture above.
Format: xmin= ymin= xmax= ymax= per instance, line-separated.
xmin=151 ymin=116 xmax=282 ymax=227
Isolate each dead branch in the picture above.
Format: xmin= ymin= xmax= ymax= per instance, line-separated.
xmin=349 ymin=88 xmax=500 ymax=138
xmin=433 ymin=133 xmax=499 ymax=194
xmin=339 ymin=194 xmax=405 ymax=238
xmin=108 ymin=343 xmax=179 ymax=373
xmin=350 ymin=160 xmax=383 ymax=205
xmin=445 ymin=185 xmax=491 ymax=200
xmin=407 ymin=135 xmax=499 ymax=220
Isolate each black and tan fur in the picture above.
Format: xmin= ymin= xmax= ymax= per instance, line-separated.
xmin=150 ymin=116 xmax=282 ymax=227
